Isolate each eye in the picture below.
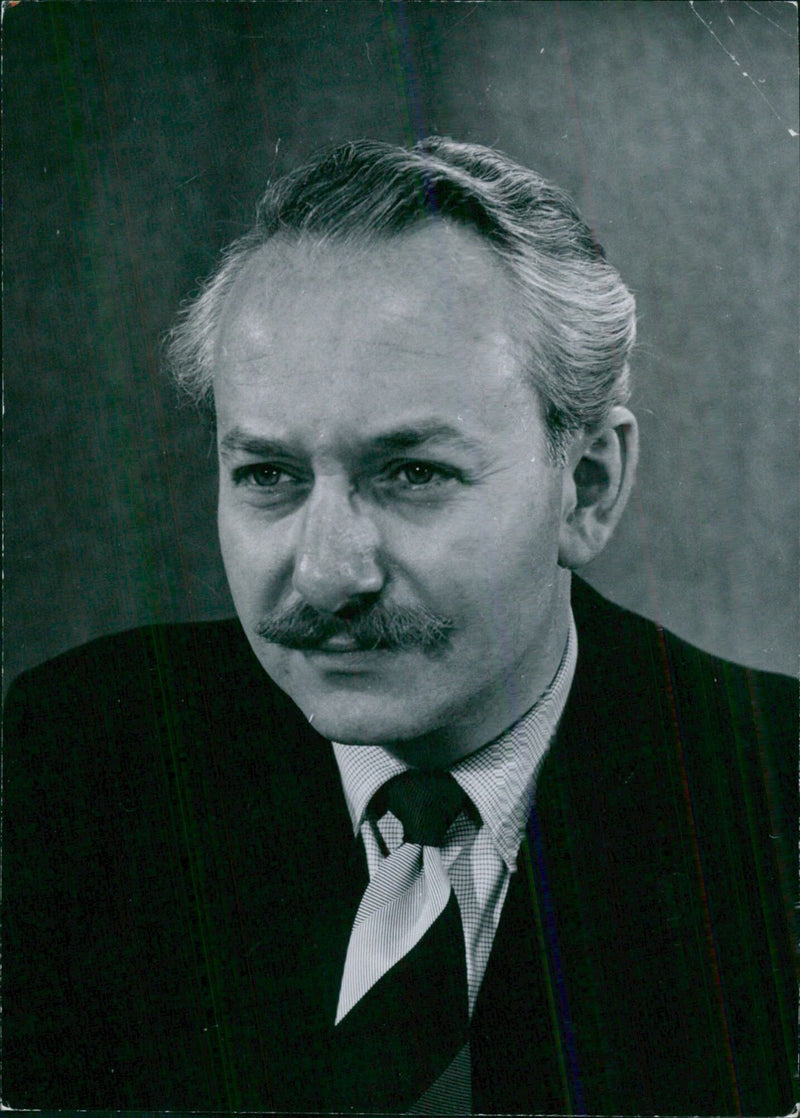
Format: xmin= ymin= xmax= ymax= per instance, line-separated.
xmin=233 ymin=463 xmax=291 ymax=487
xmin=385 ymin=460 xmax=461 ymax=491
xmin=398 ymin=462 xmax=441 ymax=486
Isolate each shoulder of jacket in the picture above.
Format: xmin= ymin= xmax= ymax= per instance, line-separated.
xmin=3 ymin=617 xmax=271 ymax=720
xmin=572 ymin=575 xmax=797 ymax=693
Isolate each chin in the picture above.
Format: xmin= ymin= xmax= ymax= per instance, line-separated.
xmin=257 ymin=646 xmax=444 ymax=745
xmin=290 ymin=691 xmax=434 ymax=748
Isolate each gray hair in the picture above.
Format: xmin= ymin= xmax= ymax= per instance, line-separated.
xmin=165 ymin=137 xmax=636 ymax=459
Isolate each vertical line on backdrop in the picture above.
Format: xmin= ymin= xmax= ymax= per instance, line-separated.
xmin=384 ymin=1 xmax=427 ymax=144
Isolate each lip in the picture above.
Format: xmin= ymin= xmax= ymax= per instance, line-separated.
xmin=312 ymin=635 xmax=369 ymax=653
xmin=299 ymin=645 xmax=391 ymax=673
xmin=299 ymin=640 xmax=397 ymax=663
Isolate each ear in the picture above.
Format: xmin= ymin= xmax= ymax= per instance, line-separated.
xmin=558 ymin=406 xmax=639 ymax=569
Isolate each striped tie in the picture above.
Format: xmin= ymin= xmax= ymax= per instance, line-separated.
xmin=332 ymin=771 xmax=475 ymax=1112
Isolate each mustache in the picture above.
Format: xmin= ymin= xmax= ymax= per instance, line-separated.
xmin=255 ymin=601 xmax=453 ymax=653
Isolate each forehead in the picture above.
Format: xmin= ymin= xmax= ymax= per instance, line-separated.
xmin=213 ymin=222 xmax=541 ymax=441
xmin=228 ymin=219 xmax=513 ymax=304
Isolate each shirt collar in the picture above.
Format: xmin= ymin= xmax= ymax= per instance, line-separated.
xmin=333 ymin=612 xmax=577 ymax=871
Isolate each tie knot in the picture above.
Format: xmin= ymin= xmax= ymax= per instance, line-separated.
xmin=375 ymin=771 xmax=473 ymax=846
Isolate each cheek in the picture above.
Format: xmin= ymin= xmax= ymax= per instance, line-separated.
xmin=217 ymin=500 xmax=242 ymax=575
xmin=218 ymin=501 xmax=296 ymax=619
xmin=387 ymin=495 xmax=559 ymax=622
xmin=463 ymin=488 xmax=562 ymax=575
xmin=217 ymin=502 xmax=265 ymax=603
xmin=470 ymin=513 xmax=562 ymax=622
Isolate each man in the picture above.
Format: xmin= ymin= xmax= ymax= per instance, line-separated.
xmin=4 ymin=139 xmax=796 ymax=1114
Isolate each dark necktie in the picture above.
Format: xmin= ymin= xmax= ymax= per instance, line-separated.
xmin=331 ymin=771 xmax=475 ymax=1112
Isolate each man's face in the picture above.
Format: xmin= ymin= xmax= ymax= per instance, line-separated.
xmin=215 ymin=222 xmax=572 ymax=765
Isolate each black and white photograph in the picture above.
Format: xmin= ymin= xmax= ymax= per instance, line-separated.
xmin=3 ymin=2 xmax=797 ymax=1113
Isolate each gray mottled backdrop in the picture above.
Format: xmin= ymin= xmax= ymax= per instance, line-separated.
xmin=4 ymin=1 xmax=798 ymax=689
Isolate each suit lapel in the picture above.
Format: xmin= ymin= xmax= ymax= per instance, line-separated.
xmin=469 ymin=579 xmax=766 ymax=1113
xmin=161 ymin=634 xmax=369 ymax=1107
xmin=237 ymin=712 xmax=369 ymax=1106
xmin=468 ymin=595 xmax=614 ymax=1112
xmin=470 ymin=577 xmax=671 ymax=1111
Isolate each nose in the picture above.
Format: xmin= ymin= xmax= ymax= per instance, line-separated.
xmin=292 ymin=480 xmax=385 ymax=613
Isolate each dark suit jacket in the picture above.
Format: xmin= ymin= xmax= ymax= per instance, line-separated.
xmin=3 ymin=579 xmax=796 ymax=1113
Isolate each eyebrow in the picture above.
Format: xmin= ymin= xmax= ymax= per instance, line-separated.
xmin=368 ymin=423 xmax=484 ymax=455
xmin=218 ymin=422 xmax=485 ymax=459
xmin=218 ymin=428 xmax=291 ymax=458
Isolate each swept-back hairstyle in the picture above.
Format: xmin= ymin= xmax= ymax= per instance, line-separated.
xmin=165 ymin=137 xmax=636 ymax=458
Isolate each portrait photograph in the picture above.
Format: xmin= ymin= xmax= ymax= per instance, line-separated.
xmin=3 ymin=2 xmax=797 ymax=1114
